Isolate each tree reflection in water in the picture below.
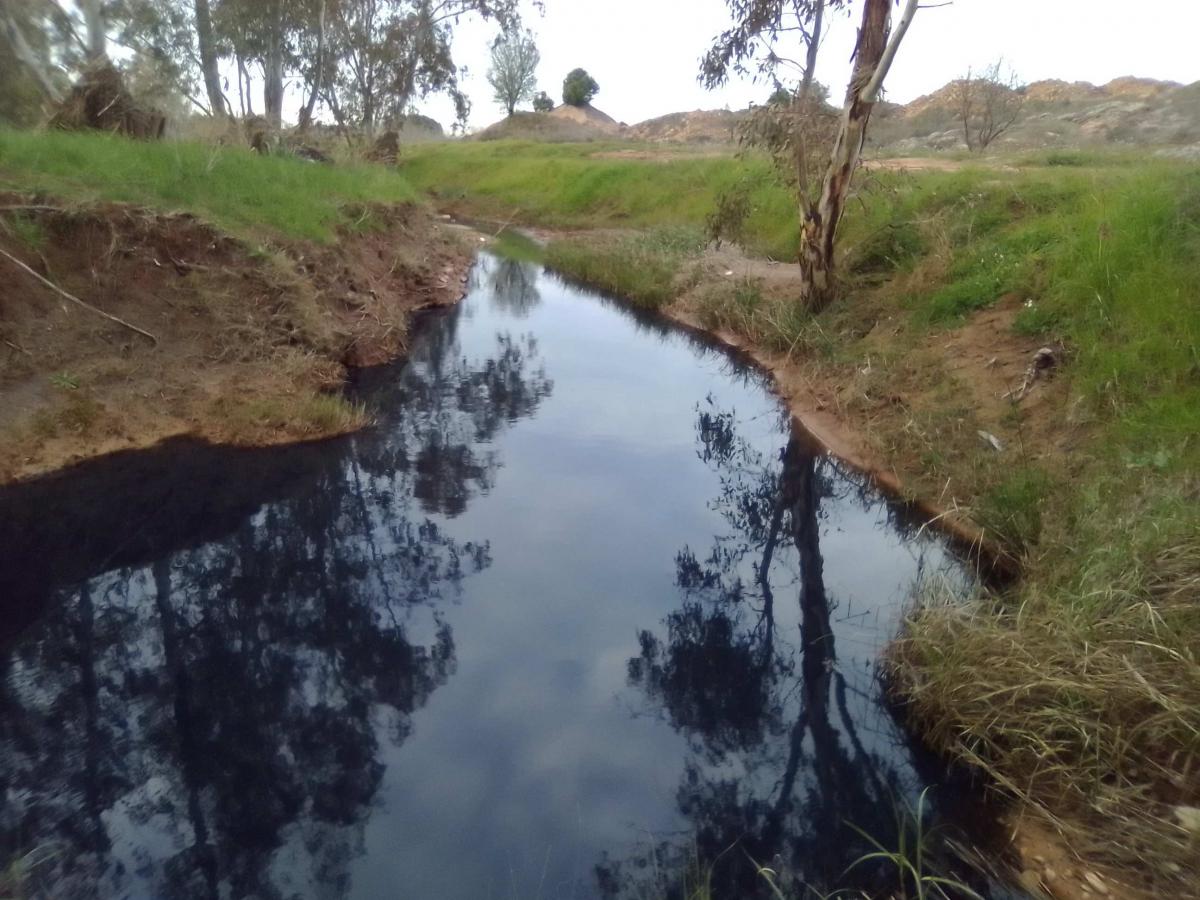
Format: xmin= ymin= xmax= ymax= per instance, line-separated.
xmin=487 ymin=257 xmax=542 ymax=318
xmin=607 ymin=401 xmax=968 ymax=899
xmin=0 ymin=304 xmax=552 ymax=899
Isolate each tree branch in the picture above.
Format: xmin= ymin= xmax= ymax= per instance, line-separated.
xmin=862 ymin=0 xmax=920 ymax=103
xmin=0 ymin=246 xmax=158 ymax=345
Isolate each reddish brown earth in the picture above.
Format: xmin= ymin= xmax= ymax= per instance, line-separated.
xmin=0 ymin=197 xmax=471 ymax=483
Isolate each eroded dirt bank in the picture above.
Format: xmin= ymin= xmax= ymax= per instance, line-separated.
xmin=0 ymin=197 xmax=472 ymax=484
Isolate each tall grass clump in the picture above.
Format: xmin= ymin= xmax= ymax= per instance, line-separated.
xmin=405 ymin=140 xmax=799 ymax=259
xmin=0 ymin=129 xmax=416 ymax=242
xmin=545 ymin=226 xmax=705 ymax=308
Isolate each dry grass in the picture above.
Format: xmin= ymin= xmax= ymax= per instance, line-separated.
xmin=892 ymin=533 xmax=1200 ymax=891
xmin=215 ymin=391 xmax=368 ymax=443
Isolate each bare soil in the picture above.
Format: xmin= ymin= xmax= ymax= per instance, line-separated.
xmin=0 ymin=197 xmax=471 ymax=484
xmin=666 ymin=246 xmax=1082 ymax=576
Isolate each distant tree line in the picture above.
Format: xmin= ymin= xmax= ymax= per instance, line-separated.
xmin=0 ymin=0 xmax=532 ymax=131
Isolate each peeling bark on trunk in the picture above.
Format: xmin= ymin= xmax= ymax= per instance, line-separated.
xmin=798 ymin=0 xmax=918 ymax=313
xmin=194 ymin=0 xmax=226 ymax=117
xmin=798 ymin=0 xmax=891 ymax=312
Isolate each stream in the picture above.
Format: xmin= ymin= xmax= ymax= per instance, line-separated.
xmin=0 ymin=252 xmax=1014 ymax=899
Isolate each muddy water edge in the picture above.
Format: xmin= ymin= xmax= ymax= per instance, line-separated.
xmin=0 ymin=251 xmax=1026 ymax=899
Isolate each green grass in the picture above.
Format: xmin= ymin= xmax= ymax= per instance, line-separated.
xmin=545 ymin=225 xmax=706 ymax=308
xmin=0 ymin=129 xmax=417 ymax=242
xmin=404 ymin=140 xmax=799 ymax=260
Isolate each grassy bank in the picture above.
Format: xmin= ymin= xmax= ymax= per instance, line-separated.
xmin=0 ymin=130 xmax=463 ymax=482
xmin=405 ymin=140 xmax=799 ymax=259
xmin=415 ymin=141 xmax=1200 ymax=890
xmin=0 ymin=129 xmax=416 ymax=242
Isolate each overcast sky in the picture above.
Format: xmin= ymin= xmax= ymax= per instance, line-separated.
xmin=407 ymin=0 xmax=1198 ymax=132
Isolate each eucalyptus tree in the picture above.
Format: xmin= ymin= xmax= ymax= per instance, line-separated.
xmin=325 ymin=0 xmax=524 ymax=133
xmin=703 ymin=0 xmax=921 ymax=312
xmin=486 ymin=28 xmax=539 ymax=115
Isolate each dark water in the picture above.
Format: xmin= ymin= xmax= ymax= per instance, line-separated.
xmin=0 ymin=253 xmax=1007 ymax=899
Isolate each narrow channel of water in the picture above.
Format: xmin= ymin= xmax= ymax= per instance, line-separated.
xmin=0 ymin=253 xmax=1014 ymax=899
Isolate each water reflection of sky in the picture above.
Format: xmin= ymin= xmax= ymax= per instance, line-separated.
xmin=0 ymin=253 xmax=991 ymax=900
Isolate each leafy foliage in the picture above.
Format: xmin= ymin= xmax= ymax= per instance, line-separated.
xmin=561 ymin=67 xmax=599 ymax=106
xmin=0 ymin=0 xmax=527 ymax=131
xmin=486 ymin=28 xmax=539 ymax=115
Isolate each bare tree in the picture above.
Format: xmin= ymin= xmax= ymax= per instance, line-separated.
xmin=955 ymin=59 xmax=1023 ymax=152
xmin=704 ymin=0 xmax=921 ymax=313
xmin=486 ymin=28 xmax=539 ymax=116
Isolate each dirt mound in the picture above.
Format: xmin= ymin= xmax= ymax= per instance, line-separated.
xmin=475 ymin=110 xmax=614 ymax=142
xmin=1022 ymin=79 xmax=1107 ymax=105
xmin=0 ymin=197 xmax=469 ymax=482
xmin=628 ymin=109 xmax=747 ymax=144
xmin=899 ymin=81 xmax=967 ymax=119
xmin=48 ymin=62 xmax=166 ymax=139
xmin=1103 ymin=76 xmax=1181 ymax=100
xmin=871 ymin=75 xmax=1198 ymax=151
xmin=548 ymin=103 xmax=622 ymax=133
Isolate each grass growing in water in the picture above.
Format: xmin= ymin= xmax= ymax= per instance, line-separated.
xmin=545 ymin=226 xmax=706 ymax=308
xmin=0 ymin=129 xmax=417 ymax=242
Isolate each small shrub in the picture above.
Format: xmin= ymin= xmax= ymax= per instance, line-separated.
xmin=1044 ymin=150 xmax=1089 ymax=167
xmin=705 ymin=184 xmax=752 ymax=248
xmin=846 ymin=220 xmax=924 ymax=274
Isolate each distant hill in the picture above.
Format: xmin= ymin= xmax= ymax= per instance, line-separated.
xmin=872 ymin=76 xmax=1199 ymax=151
xmin=476 ymin=103 xmax=622 ymax=142
xmin=627 ymin=109 xmax=747 ymax=144
xmin=473 ymin=77 xmax=1200 ymax=153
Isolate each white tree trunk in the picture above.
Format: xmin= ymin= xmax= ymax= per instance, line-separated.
xmin=194 ymin=0 xmax=227 ymax=116
xmin=798 ymin=0 xmax=918 ymax=312
xmin=263 ymin=0 xmax=285 ymax=129
xmin=80 ymin=0 xmax=106 ymax=60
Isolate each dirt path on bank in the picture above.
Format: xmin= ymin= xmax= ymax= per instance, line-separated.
xmin=0 ymin=198 xmax=472 ymax=484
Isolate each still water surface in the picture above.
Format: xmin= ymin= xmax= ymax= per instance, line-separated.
xmin=0 ymin=254 xmax=998 ymax=898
